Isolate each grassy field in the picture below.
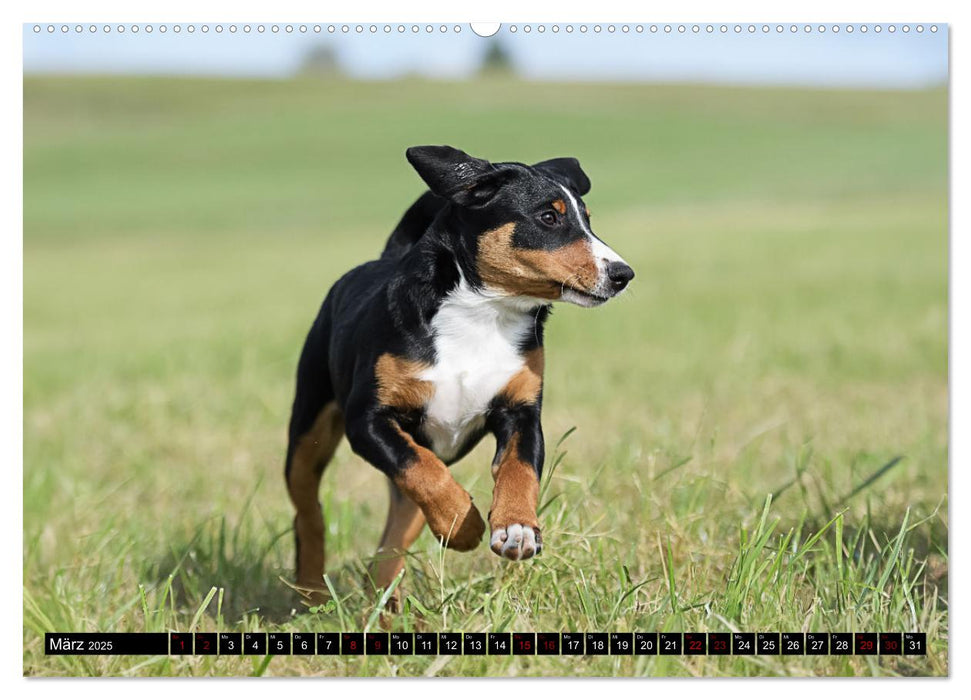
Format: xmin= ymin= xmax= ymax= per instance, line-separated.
xmin=23 ymin=76 xmax=948 ymax=677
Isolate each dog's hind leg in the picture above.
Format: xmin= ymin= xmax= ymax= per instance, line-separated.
xmin=285 ymin=396 xmax=344 ymax=596
xmin=370 ymin=480 xmax=426 ymax=612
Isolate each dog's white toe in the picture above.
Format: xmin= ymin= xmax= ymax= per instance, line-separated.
xmin=490 ymin=524 xmax=541 ymax=560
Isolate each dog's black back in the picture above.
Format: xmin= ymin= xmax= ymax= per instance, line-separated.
xmin=381 ymin=191 xmax=446 ymax=260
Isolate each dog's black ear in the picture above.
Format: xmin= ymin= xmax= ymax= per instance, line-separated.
xmin=406 ymin=145 xmax=511 ymax=207
xmin=533 ymin=157 xmax=591 ymax=196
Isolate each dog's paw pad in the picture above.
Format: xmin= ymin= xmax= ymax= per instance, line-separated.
xmin=490 ymin=524 xmax=541 ymax=561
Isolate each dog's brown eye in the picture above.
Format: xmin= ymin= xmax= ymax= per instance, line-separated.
xmin=540 ymin=211 xmax=557 ymax=226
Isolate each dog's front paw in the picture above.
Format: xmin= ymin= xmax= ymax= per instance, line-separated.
xmin=424 ymin=492 xmax=485 ymax=551
xmin=490 ymin=523 xmax=542 ymax=561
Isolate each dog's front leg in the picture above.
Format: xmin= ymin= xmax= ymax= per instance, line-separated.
xmin=487 ymin=404 xmax=544 ymax=560
xmin=345 ymin=411 xmax=485 ymax=551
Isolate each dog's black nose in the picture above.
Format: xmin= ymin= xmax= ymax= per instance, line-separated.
xmin=606 ymin=261 xmax=635 ymax=292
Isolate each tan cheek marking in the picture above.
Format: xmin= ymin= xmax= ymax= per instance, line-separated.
xmin=477 ymin=224 xmax=601 ymax=298
xmin=489 ymin=434 xmax=540 ymax=530
xmin=374 ymin=354 xmax=434 ymax=410
xmin=534 ymin=238 xmax=600 ymax=292
xmin=501 ymin=347 xmax=545 ymax=405
xmin=478 ymin=223 xmax=561 ymax=299
xmin=552 ymin=199 xmax=566 ymax=215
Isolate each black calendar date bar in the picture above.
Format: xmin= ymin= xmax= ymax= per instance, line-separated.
xmin=46 ymin=633 xmax=169 ymax=655
xmin=43 ymin=631 xmax=928 ymax=655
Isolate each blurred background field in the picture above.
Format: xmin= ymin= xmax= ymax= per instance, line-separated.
xmin=23 ymin=67 xmax=947 ymax=676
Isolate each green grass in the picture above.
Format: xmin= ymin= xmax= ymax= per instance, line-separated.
xmin=23 ymin=76 xmax=948 ymax=677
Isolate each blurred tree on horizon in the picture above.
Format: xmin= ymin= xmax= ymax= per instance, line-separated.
xmin=300 ymin=45 xmax=342 ymax=77
xmin=479 ymin=40 xmax=515 ymax=76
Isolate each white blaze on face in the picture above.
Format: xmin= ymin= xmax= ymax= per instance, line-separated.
xmin=558 ymin=185 xmax=630 ymax=305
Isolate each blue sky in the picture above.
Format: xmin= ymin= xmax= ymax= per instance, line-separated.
xmin=23 ymin=24 xmax=948 ymax=88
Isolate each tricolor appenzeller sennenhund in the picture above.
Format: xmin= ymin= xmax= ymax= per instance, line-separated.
xmin=285 ymin=145 xmax=634 ymax=608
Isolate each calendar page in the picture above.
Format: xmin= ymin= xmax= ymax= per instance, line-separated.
xmin=22 ymin=19 xmax=948 ymax=679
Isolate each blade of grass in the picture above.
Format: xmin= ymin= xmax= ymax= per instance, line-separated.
xmin=839 ymin=456 xmax=904 ymax=503
xmin=363 ymin=568 xmax=406 ymax=633
xmin=322 ymin=574 xmax=348 ymax=631
xmin=189 ymin=586 xmax=218 ymax=632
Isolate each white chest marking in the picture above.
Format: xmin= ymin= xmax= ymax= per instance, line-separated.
xmin=420 ymin=284 xmax=537 ymax=462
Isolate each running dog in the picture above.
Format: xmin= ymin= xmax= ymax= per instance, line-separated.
xmin=285 ymin=145 xmax=634 ymax=606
